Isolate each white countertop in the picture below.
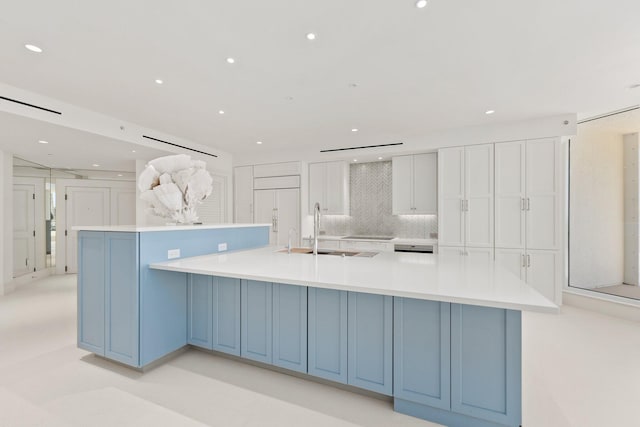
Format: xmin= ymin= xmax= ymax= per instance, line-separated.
xmin=150 ymin=246 xmax=557 ymax=313
xmin=303 ymin=235 xmax=438 ymax=245
xmin=72 ymin=223 xmax=271 ymax=232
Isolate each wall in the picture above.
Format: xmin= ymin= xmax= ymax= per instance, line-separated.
xmin=0 ymin=150 xmax=13 ymax=295
xmin=623 ymin=133 xmax=639 ymax=285
xmin=570 ymin=126 xmax=624 ymax=288
xmin=319 ymin=161 xmax=437 ymax=239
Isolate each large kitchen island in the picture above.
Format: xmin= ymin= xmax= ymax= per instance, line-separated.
xmin=76 ymin=225 xmax=556 ymax=427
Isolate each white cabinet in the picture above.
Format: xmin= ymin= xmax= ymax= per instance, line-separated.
xmin=392 ymin=153 xmax=437 ymax=215
xmin=495 ymin=139 xmax=561 ymax=250
xmin=438 ymin=144 xmax=493 ymax=248
xmin=233 ymin=166 xmax=253 ymax=223
xmin=254 ymin=188 xmax=300 ymax=246
xmin=308 ymin=161 xmax=349 ymax=215
xmin=495 ymin=248 xmax=560 ymax=302
xmin=439 ymin=246 xmax=494 ymax=262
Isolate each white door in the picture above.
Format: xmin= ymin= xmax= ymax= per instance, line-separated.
xmin=465 ymin=247 xmax=494 ymax=263
xmin=438 ymin=148 xmax=465 ymax=246
xmin=526 ymin=138 xmax=560 ymax=250
xmin=495 ymin=142 xmax=526 ymax=249
xmin=275 ymin=188 xmax=300 ymax=246
xmin=308 ymin=163 xmax=326 ymax=214
xmin=495 ymin=248 xmax=525 ymax=280
xmin=111 ymin=188 xmax=136 ymax=225
xmin=254 ymin=189 xmax=277 ymax=244
xmin=413 ymin=153 xmax=437 ymax=214
xmin=234 ymin=166 xmax=253 ymax=223
xmin=525 ymin=250 xmax=560 ymax=302
xmin=325 ymin=161 xmax=347 ymax=214
xmin=66 ymin=187 xmax=110 ymax=273
xmin=392 ymin=155 xmax=414 ymax=214
xmin=13 ymin=184 xmax=35 ymax=277
xmin=465 ymin=144 xmax=494 ymax=248
xmin=198 ymin=175 xmax=227 ymax=223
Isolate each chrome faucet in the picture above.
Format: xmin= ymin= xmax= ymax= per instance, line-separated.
xmin=313 ymin=202 xmax=321 ymax=255
xmin=287 ymin=227 xmax=296 ymax=254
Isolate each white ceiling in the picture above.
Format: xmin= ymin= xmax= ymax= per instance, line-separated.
xmin=1 ymin=0 xmax=639 ymax=160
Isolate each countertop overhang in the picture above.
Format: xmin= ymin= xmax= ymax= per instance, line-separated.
xmin=150 ymin=246 xmax=558 ymax=313
xmin=72 ymin=223 xmax=271 ymax=232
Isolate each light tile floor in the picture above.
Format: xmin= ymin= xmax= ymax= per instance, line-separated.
xmin=1 ymin=275 xmax=639 ymax=427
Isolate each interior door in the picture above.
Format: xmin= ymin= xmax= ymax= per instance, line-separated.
xmin=495 ymin=142 xmax=526 ymax=249
xmin=275 ymin=188 xmax=300 ymax=246
xmin=465 ymin=144 xmax=494 ymax=248
xmin=254 ymin=189 xmax=276 ymax=244
xmin=13 ymin=184 xmax=35 ymax=277
xmin=110 ymin=188 xmax=136 ymax=225
xmin=66 ymin=187 xmax=110 ymax=273
xmin=438 ymin=148 xmax=465 ymax=246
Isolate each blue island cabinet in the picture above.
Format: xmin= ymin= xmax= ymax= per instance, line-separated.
xmin=78 ymin=231 xmax=139 ymax=367
xmin=272 ymin=283 xmax=307 ymax=373
xmin=241 ymin=280 xmax=273 ymax=363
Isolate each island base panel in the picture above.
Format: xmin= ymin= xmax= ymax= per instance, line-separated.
xmin=395 ymin=399 xmax=514 ymax=427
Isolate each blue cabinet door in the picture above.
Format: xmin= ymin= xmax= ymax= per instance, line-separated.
xmin=77 ymin=231 xmax=105 ymax=355
xmin=241 ymin=280 xmax=273 ymax=363
xmin=104 ymin=232 xmax=139 ymax=366
xmin=273 ymin=284 xmax=307 ymax=373
xmin=187 ymin=274 xmax=213 ymax=349
xmin=212 ymin=277 xmax=241 ymax=356
xmin=394 ymin=298 xmax=450 ymax=409
xmin=451 ymin=304 xmax=522 ymax=426
xmin=348 ymin=292 xmax=393 ymax=395
xmin=308 ymin=288 xmax=348 ymax=383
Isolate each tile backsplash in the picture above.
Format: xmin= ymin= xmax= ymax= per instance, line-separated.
xmin=321 ymin=161 xmax=437 ymax=238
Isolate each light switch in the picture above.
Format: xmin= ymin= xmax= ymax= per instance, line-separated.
xmin=218 ymin=243 xmax=228 ymax=251
xmin=167 ymin=249 xmax=180 ymax=259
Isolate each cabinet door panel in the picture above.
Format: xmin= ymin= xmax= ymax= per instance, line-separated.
xmin=275 ymin=188 xmax=300 ymax=247
xmin=348 ymin=292 xmax=393 ymax=395
xmin=77 ymin=231 xmax=105 ymax=355
xmin=308 ymin=163 xmax=325 ymax=214
xmin=105 ymin=232 xmax=140 ymax=366
xmin=308 ymin=288 xmax=348 ymax=383
xmin=451 ymin=304 xmax=521 ymax=426
xmin=254 ymin=190 xmax=276 ymax=245
xmin=393 ymin=155 xmax=414 ymax=214
xmin=187 ymin=274 xmax=213 ymax=349
xmin=526 ymin=138 xmax=560 ymax=250
xmin=495 ymin=249 xmax=525 ymax=280
xmin=465 ymin=247 xmax=494 ymax=263
xmin=526 ymin=250 xmax=560 ymax=302
xmin=413 ymin=153 xmax=437 ymax=214
xmin=273 ymin=284 xmax=307 ymax=373
xmin=465 ymin=144 xmax=494 ymax=247
xmin=326 ymin=161 xmax=348 ymax=214
xmin=241 ymin=280 xmax=273 ymax=364
xmin=212 ymin=277 xmax=241 ymax=355
xmin=495 ymin=142 xmax=526 ymax=249
xmin=438 ymin=148 xmax=465 ymax=246
xmin=394 ymin=298 xmax=450 ymax=409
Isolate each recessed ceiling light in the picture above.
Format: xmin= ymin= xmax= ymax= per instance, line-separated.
xmin=378 ymin=157 xmax=383 ymax=160
xmin=306 ymin=33 xmax=316 ymax=40
xmin=117 ymin=174 xmax=123 ymax=177
xmin=218 ymin=110 xmax=225 ymax=115
xmin=25 ymin=44 xmax=42 ymax=53
xmin=226 ymin=57 xmax=235 ymax=64
xmin=351 ymin=128 xmax=359 ymax=132
xmin=38 ymin=140 xmax=49 ymax=144
xmin=416 ymin=0 xmax=428 ymax=8
xmin=132 ymin=150 xmax=136 ymax=153
xmin=256 ymin=141 xmax=263 ymax=145
xmin=92 ymin=164 xmax=100 ymax=167
xmin=485 ymin=110 xmax=495 ymax=115
xmin=155 ymin=79 xmax=163 ymax=85
xmin=353 ymin=159 xmax=358 ymax=162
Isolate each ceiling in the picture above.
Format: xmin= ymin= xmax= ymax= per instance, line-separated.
xmin=1 ymin=0 xmax=639 ymax=160
xmin=579 ymin=108 xmax=640 ymax=135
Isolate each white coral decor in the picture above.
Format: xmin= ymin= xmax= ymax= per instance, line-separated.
xmin=138 ymin=154 xmax=213 ymax=224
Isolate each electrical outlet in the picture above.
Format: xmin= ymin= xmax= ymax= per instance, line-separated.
xmin=167 ymin=249 xmax=180 ymax=259
xmin=218 ymin=243 xmax=228 ymax=252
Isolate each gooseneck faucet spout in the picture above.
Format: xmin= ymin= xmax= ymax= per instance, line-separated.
xmin=313 ymin=202 xmax=321 ymax=255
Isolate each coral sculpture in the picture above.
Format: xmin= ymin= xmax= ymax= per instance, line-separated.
xmin=138 ymin=154 xmax=213 ymax=224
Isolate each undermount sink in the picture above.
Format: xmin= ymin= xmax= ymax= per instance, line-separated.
xmin=279 ymin=248 xmax=378 ymax=258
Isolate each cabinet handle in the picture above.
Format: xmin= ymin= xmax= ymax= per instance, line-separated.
xmin=465 ymin=200 xmax=469 ymax=212
xmin=527 ymin=254 xmax=531 ymax=267
xmin=521 ymin=198 xmax=525 ymax=211
xmin=460 ymin=199 xmax=464 ymax=212
xmin=521 ymin=254 xmax=526 ymax=268
xmin=527 ymin=198 xmax=531 ymax=211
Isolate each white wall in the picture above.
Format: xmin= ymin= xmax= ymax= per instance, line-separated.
xmin=0 ymin=150 xmax=13 ymax=295
xmin=570 ymin=126 xmax=624 ymax=288
xmin=623 ymin=133 xmax=639 ymax=285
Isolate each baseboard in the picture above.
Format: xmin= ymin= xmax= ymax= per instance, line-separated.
xmin=563 ymin=289 xmax=640 ymax=323
xmin=3 ymin=268 xmax=53 ymax=295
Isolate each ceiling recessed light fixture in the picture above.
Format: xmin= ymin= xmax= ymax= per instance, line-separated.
xmin=38 ymin=140 xmax=49 ymax=144
xmin=226 ymin=57 xmax=235 ymax=64
xmin=132 ymin=150 xmax=136 ymax=153
xmin=485 ymin=110 xmax=495 ymax=115
xmin=25 ymin=44 xmax=42 ymax=53
xmin=92 ymin=164 xmax=100 ymax=167
xmin=306 ymin=33 xmax=316 ymax=40
xmin=218 ymin=110 xmax=225 ymax=115
xmin=416 ymin=0 xmax=428 ymax=9
xmin=155 ymin=79 xmax=163 ymax=84
xmin=378 ymin=157 xmax=383 ymax=160
xmin=256 ymin=141 xmax=263 ymax=145
xmin=351 ymin=128 xmax=359 ymax=132
xmin=353 ymin=159 xmax=358 ymax=162
xmin=117 ymin=174 xmax=123 ymax=177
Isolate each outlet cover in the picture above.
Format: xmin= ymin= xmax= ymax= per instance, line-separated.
xmin=218 ymin=243 xmax=228 ymax=251
xmin=167 ymin=249 xmax=180 ymax=259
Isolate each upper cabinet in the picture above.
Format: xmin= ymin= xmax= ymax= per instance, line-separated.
xmin=438 ymin=145 xmax=494 ymax=248
xmin=308 ymin=161 xmax=350 ymax=215
xmin=392 ymin=153 xmax=437 ymax=215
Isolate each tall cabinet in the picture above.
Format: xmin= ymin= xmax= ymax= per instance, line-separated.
xmin=438 ymin=144 xmax=494 ymax=260
xmin=308 ymin=161 xmax=349 ymax=215
xmin=494 ymin=138 xmax=561 ymax=302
